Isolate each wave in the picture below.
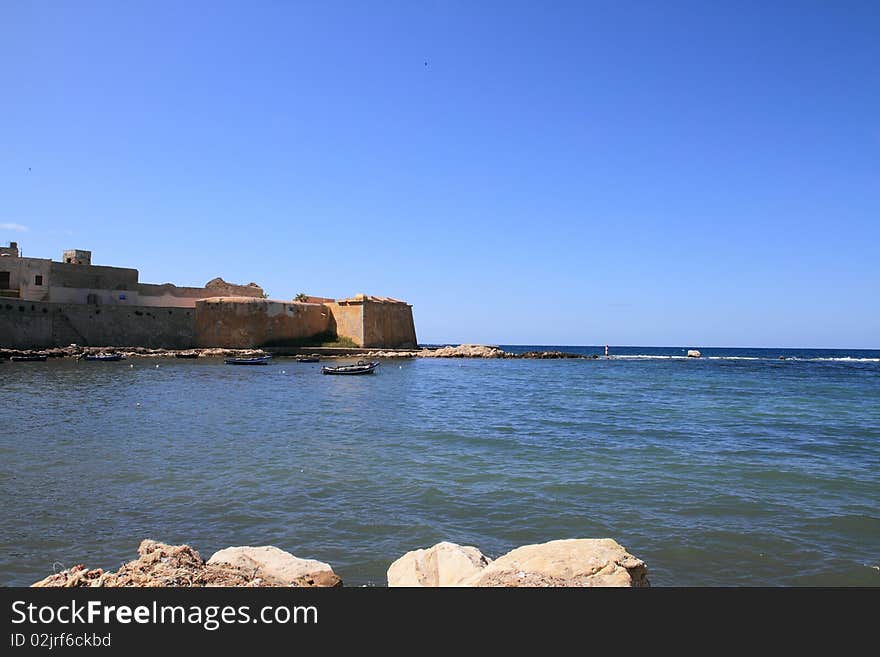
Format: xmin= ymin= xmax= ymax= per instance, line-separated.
xmin=795 ymin=357 xmax=880 ymax=362
xmin=707 ymin=356 xmax=762 ymax=360
xmin=610 ymin=355 xmax=690 ymax=360
xmin=609 ymin=355 xmax=879 ymax=363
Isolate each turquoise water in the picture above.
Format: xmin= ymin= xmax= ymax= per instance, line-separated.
xmin=1 ymin=348 xmax=878 ymax=586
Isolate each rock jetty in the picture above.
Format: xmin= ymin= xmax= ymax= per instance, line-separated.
xmin=387 ymin=538 xmax=649 ymax=587
xmin=421 ymin=344 xmax=506 ymax=358
xmin=32 ymin=540 xmax=341 ymax=588
xmin=0 ymin=346 xmax=269 ymax=360
xmin=1 ymin=344 xmax=597 ymax=360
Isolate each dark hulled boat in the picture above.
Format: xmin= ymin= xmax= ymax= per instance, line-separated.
xmin=225 ymin=355 xmax=272 ymax=365
xmin=10 ymin=354 xmax=48 ymax=362
xmin=81 ymin=353 xmax=126 ymax=361
xmin=321 ymin=360 xmax=379 ymax=375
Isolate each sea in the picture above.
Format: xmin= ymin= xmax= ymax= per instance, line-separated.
xmin=1 ymin=345 xmax=878 ymax=586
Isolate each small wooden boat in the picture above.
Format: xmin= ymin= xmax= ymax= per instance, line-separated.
xmin=11 ymin=354 xmax=48 ymax=362
xmin=321 ymin=360 xmax=379 ymax=375
xmin=81 ymin=353 xmax=126 ymax=361
xmin=225 ymin=355 xmax=272 ymax=365
xmin=175 ymin=352 xmax=199 ymax=359
xmin=297 ymin=356 xmax=320 ymax=363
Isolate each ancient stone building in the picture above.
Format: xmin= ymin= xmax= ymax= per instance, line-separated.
xmin=0 ymin=244 xmax=417 ymax=349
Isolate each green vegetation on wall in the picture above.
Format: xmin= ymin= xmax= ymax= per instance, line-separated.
xmin=259 ymin=331 xmax=357 ymax=349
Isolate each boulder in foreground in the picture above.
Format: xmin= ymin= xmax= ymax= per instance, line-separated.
xmin=32 ymin=540 xmax=341 ymax=587
xmin=465 ymin=538 xmax=649 ymax=587
xmin=208 ymin=545 xmax=341 ymax=587
xmin=387 ymin=541 xmax=491 ymax=587
xmin=387 ymin=538 xmax=649 ymax=587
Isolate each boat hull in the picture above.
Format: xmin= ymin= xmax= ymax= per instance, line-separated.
xmin=225 ymin=356 xmax=271 ymax=365
xmin=321 ymin=361 xmax=379 ymax=375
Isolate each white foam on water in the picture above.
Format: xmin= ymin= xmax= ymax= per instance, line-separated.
xmin=610 ymin=355 xmax=879 ymax=363
xmin=788 ymin=357 xmax=880 ymax=363
xmin=608 ymin=354 xmax=701 ymax=360
xmin=707 ymin=356 xmax=762 ymax=360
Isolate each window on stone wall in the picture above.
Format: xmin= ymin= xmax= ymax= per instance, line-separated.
xmin=0 ymin=271 xmax=9 ymax=289
xmin=35 ymin=275 xmax=43 ymax=286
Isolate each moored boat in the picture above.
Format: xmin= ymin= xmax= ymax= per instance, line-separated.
xmin=81 ymin=353 xmax=126 ymax=362
xmin=175 ymin=352 xmax=199 ymax=359
xmin=321 ymin=360 xmax=379 ymax=375
xmin=10 ymin=354 xmax=48 ymax=362
xmin=225 ymin=355 xmax=272 ymax=365
xmin=297 ymin=356 xmax=320 ymax=363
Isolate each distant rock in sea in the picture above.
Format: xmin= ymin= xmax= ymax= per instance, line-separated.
xmin=687 ymin=349 xmax=701 ymax=358
xmin=420 ymin=344 xmax=506 ymax=358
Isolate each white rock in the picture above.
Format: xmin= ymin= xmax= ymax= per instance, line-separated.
xmin=463 ymin=538 xmax=649 ymax=587
xmin=208 ymin=545 xmax=341 ymax=587
xmin=387 ymin=541 xmax=491 ymax=587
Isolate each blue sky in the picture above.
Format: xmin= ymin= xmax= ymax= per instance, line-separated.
xmin=2 ymin=1 xmax=878 ymax=347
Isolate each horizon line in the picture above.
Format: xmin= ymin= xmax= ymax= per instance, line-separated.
xmin=419 ymin=342 xmax=880 ymax=351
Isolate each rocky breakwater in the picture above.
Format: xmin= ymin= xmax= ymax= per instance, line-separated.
xmin=32 ymin=540 xmax=341 ymax=587
xmin=514 ymin=350 xmax=593 ymax=359
xmin=422 ymin=344 xmax=507 ymax=358
xmin=387 ymin=538 xmax=649 ymax=587
xmin=0 ymin=346 xmax=269 ymax=360
xmin=2 ymin=343 xmax=593 ymax=360
xmin=341 ymin=345 xmax=593 ymax=359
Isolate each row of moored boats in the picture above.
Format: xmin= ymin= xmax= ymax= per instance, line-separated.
xmin=3 ymin=353 xmax=380 ymax=375
xmin=5 ymin=353 xmax=126 ymax=362
xmin=224 ymin=355 xmax=379 ymax=375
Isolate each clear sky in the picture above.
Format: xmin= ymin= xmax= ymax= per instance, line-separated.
xmin=2 ymin=1 xmax=878 ymax=347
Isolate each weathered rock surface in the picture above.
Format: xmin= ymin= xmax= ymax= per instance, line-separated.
xmin=687 ymin=349 xmax=701 ymax=358
xmin=465 ymin=539 xmax=649 ymax=587
xmin=208 ymin=546 xmax=341 ymax=587
xmin=420 ymin=344 xmax=506 ymax=358
xmin=32 ymin=540 xmax=340 ymax=587
xmin=387 ymin=541 xmax=491 ymax=587
xmin=0 ymin=346 xmax=268 ymax=360
xmin=514 ymin=350 xmax=586 ymax=359
xmin=2 ymin=344 xmax=595 ymax=360
xmin=387 ymin=538 xmax=649 ymax=587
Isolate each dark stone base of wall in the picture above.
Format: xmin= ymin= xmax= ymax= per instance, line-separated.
xmin=0 ymin=300 xmax=195 ymax=349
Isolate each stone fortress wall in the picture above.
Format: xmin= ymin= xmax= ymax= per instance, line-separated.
xmin=0 ymin=244 xmax=417 ymax=350
xmin=0 ymin=299 xmax=195 ymax=349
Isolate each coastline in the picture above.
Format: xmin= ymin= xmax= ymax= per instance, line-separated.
xmin=0 ymin=344 xmax=596 ymax=360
